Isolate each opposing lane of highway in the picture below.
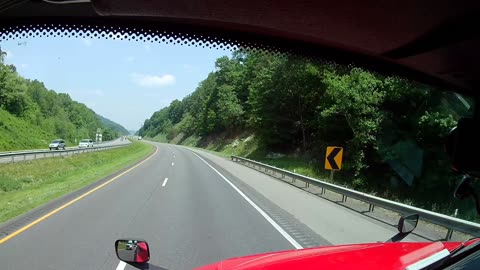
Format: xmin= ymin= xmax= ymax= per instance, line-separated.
xmin=0 ymin=138 xmax=130 ymax=164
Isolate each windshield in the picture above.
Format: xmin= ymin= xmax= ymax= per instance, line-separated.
xmin=0 ymin=26 xmax=478 ymax=270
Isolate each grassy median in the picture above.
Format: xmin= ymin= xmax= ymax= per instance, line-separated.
xmin=0 ymin=141 xmax=153 ymax=223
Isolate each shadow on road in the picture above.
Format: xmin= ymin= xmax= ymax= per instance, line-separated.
xmin=128 ymin=262 xmax=169 ymax=270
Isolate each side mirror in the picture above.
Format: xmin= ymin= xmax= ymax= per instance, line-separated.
xmin=398 ymin=213 xmax=419 ymax=234
xmin=115 ymin=239 xmax=150 ymax=263
xmin=454 ymin=176 xmax=480 ymax=215
xmin=454 ymin=176 xmax=474 ymax=200
xmin=446 ymin=118 xmax=480 ymax=177
xmin=386 ymin=213 xmax=419 ymax=242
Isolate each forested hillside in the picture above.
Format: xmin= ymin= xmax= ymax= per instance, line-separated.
xmin=0 ymin=48 xmax=121 ymax=150
xmin=139 ymin=50 xmax=475 ymax=218
xmin=96 ymin=114 xmax=129 ymax=136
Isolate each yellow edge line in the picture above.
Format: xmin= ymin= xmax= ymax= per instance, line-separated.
xmin=0 ymin=144 xmax=159 ymax=245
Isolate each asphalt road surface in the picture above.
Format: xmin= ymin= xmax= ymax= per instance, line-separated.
xmin=0 ymin=141 xmax=428 ymax=270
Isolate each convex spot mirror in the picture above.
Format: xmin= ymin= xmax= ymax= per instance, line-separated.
xmin=115 ymin=239 xmax=150 ymax=263
xmin=398 ymin=213 xmax=419 ymax=234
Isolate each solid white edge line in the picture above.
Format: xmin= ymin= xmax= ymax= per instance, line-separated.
xmin=115 ymin=261 xmax=126 ymax=270
xmin=162 ymin=177 xmax=169 ymax=187
xmin=191 ymin=152 xmax=303 ymax=250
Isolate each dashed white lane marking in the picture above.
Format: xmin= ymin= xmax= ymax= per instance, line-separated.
xmin=191 ymin=152 xmax=303 ymax=250
xmin=171 ymin=162 xmax=174 ymax=166
xmin=162 ymin=177 xmax=169 ymax=187
xmin=115 ymin=261 xmax=126 ymax=270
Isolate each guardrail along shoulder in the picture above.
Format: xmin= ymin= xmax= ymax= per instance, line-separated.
xmin=230 ymin=155 xmax=480 ymax=239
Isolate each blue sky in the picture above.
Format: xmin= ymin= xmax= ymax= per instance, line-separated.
xmin=1 ymin=37 xmax=230 ymax=131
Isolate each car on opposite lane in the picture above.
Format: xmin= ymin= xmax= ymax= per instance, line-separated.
xmin=78 ymin=139 xmax=94 ymax=148
xmin=49 ymin=139 xmax=65 ymax=150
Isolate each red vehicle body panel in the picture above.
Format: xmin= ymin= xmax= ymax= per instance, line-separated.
xmin=196 ymin=242 xmax=462 ymax=270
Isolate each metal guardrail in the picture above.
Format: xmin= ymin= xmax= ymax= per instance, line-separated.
xmin=0 ymin=143 xmax=131 ymax=164
xmin=0 ymin=139 xmax=118 ymax=155
xmin=231 ymin=155 xmax=480 ymax=240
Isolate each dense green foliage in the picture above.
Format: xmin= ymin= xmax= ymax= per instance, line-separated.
xmin=0 ymin=48 xmax=125 ymax=150
xmin=139 ymin=51 xmax=472 ymax=214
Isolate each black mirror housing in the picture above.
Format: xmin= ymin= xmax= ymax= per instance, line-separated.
xmin=398 ymin=213 xmax=419 ymax=234
xmin=446 ymin=118 xmax=480 ymax=177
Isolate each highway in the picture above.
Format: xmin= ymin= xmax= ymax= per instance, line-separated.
xmin=0 ymin=138 xmax=130 ymax=164
xmin=0 ymin=141 xmax=430 ymax=270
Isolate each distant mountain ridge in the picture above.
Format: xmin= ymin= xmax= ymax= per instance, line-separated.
xmin=96 ymin=114 xmax=129 ymax=135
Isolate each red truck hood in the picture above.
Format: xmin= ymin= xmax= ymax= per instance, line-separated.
xmin=196 ymin=242 xmax=462 ymax=270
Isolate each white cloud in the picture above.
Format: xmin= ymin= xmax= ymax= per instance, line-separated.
xmin=124 ymin=56 xmax=135 ymax=63
xmin=83 ymin=38 xmax=93 ymax=47
xmin=20 ymin=63 xmax=28 ymax=69
xmin=131 ymin=73 xmax=176 ymax=87
xmin=144 ymin=44 xmax=151 ymax=52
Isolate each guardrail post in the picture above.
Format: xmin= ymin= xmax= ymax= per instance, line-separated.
xmin=446 ymin=229 xmax=454 ymax=240
xmin=11 ymin=156 xmax=14 ymax=163
xmin=305 ymin=182 xmax=309 ymax=188
xmin=282 ymin=173 xmax=285 ymax=178
xmin=34 ymin=153 xmax=37 ymax=159
xmin=368 ymin=204 xmax=375 ymax=212
xmin=23 ymin=154 xmax=26 ymax=161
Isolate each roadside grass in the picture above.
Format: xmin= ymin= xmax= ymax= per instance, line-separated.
xmin=150 ymin=133 xmax=168 ymax=143
xmin=0 ymin=108 xmax=56 ymax=151
xmin=181 ymin=134 xmax=329 ymax=179
xmin=257 ymin=157 xmax=330 ymax=179
xmin=0 ymin=141 xmax=153 ymax=223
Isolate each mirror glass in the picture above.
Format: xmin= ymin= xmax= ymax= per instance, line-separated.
xmin=398 ymin=214 xmax=419 ymax=234
xmin=115 ymin=239 xmax=150 ymax=263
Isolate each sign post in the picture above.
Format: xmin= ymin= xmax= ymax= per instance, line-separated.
xmin=325 ymin=146 xmax=343 ymax=181
xmin=96 ymin=128 xmax=102 ymax=143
